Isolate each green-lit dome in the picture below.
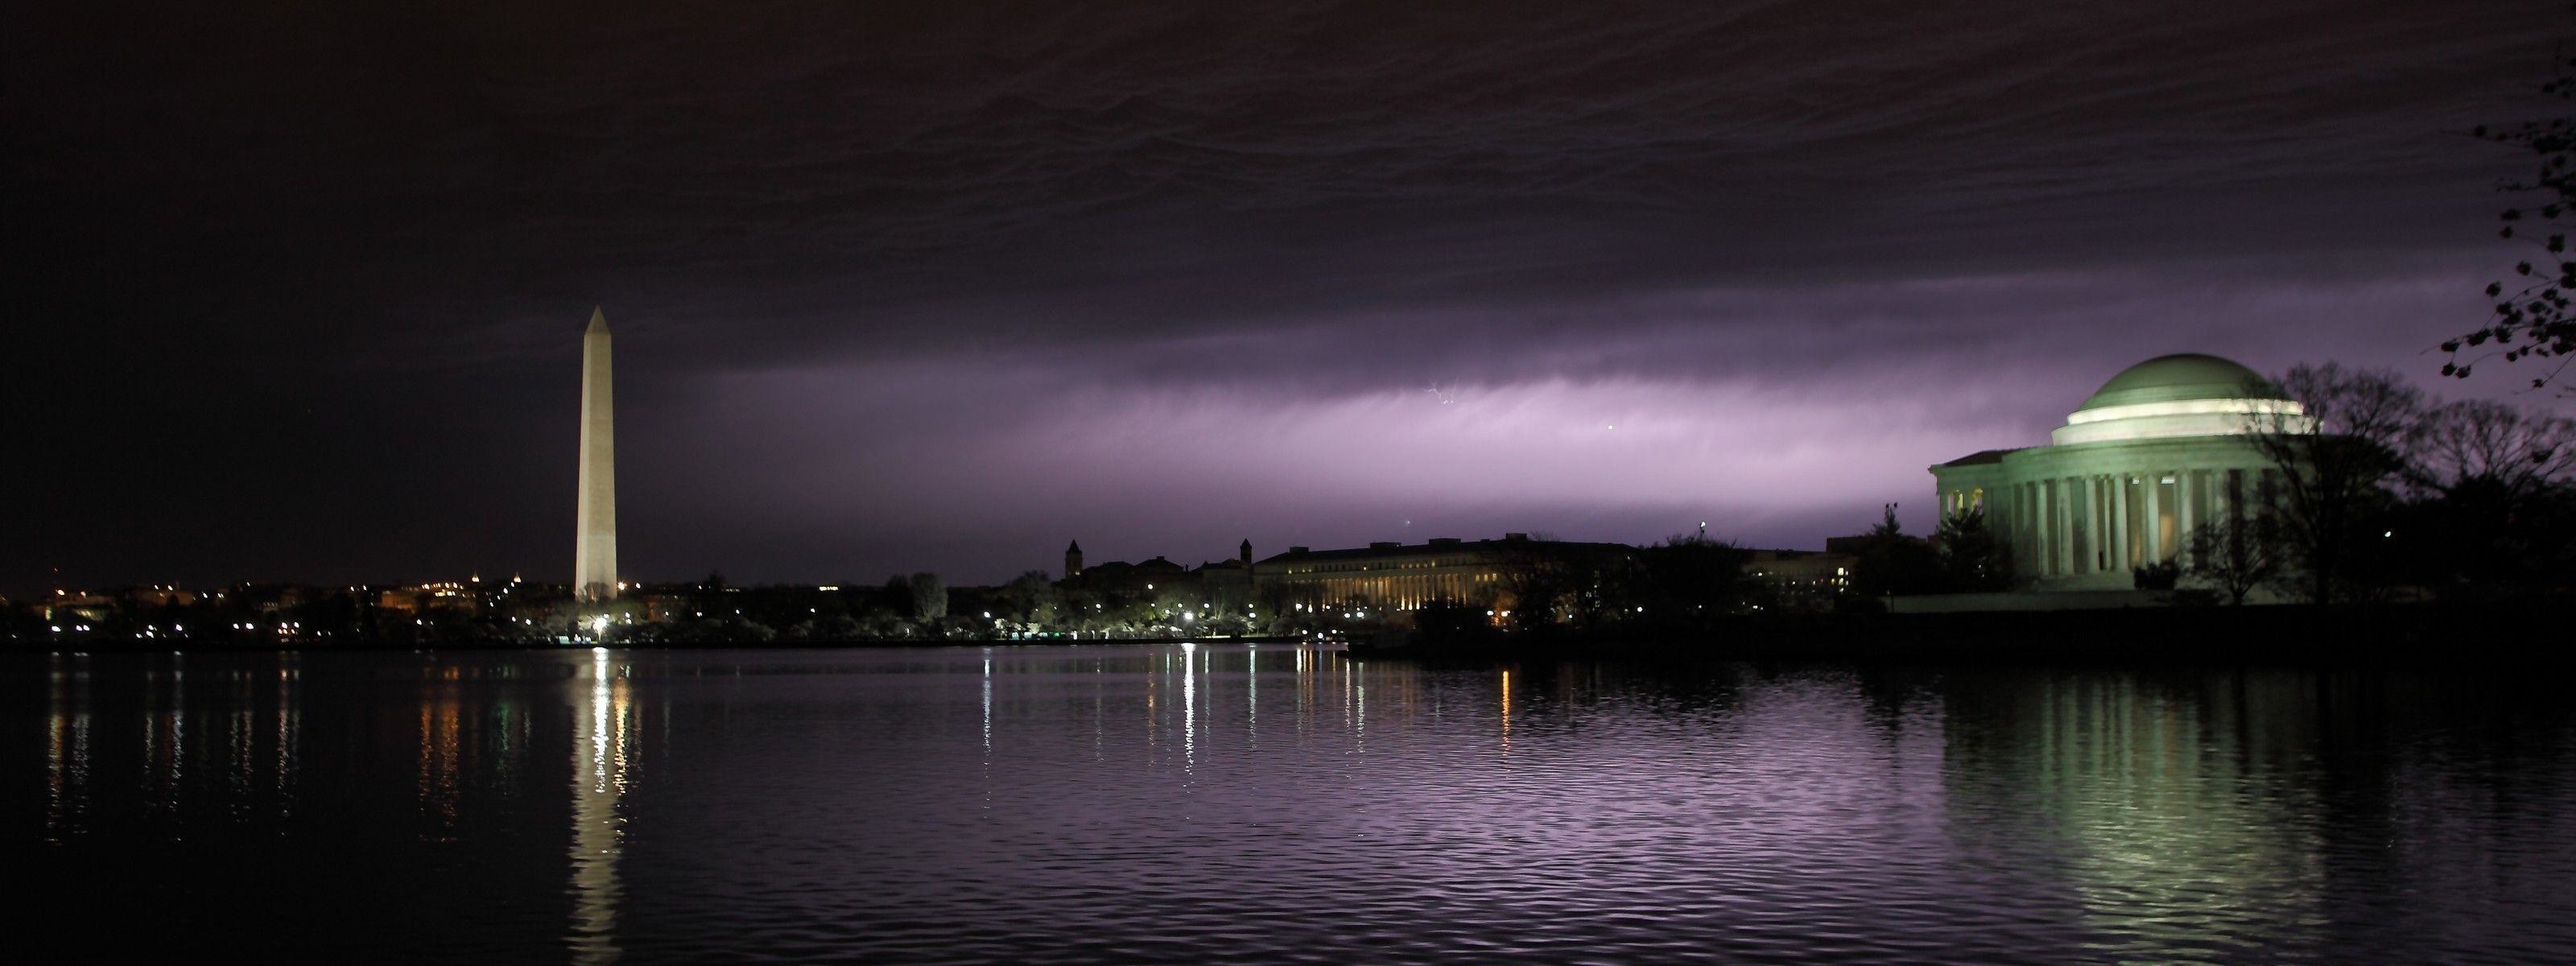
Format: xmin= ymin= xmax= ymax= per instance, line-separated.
xmin=2075 ymin=353 xmax=2282 ymax=411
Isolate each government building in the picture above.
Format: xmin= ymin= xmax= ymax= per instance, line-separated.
xmin=1930 ymin=354 xmax=2307 ymax=590
xmin=1249 ymin=535 xmax=1616 ymax=612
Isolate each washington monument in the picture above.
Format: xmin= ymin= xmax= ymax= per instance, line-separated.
xmin=574 ymin=307 xmax=617 ymax=601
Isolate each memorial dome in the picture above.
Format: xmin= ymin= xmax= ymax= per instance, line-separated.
xmin=2076 ymin=353 xmax=2284 ymax=412
xmin=2052 ymin=353 xmax=2305 ymax=446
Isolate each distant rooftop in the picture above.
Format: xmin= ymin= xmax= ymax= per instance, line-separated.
xmin=1254 ymin=534 xmax=1626 ymax=566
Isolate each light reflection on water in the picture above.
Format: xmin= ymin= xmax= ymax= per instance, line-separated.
xmin=568 ymin=646 xmax=630 ymax=965
xmin=9 ymin=645 xmax=2576 ymax=964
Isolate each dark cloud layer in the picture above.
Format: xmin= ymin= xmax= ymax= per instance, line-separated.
xmin=5 ymin=1 xmax=2562 ymax=592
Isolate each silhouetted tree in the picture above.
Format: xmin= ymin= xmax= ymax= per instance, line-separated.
xmin=1492 ymin=536 xmax=1577 ymax=630
xmin=2460 ymin=45 xmax=2576 ymax=390
xmin=1934 ymin=506 xmax=2010 ymax=591
xmin=2410 ymin=398 xmax=2576 ymax=498
xmin=1849 ymin=503 xmax=1948 ymax=600
xmin=906 ymin=572 xmax=947 ymax=623
xmin=2392 ymin=400 xmax=2576 ymax=601
xmin=1590 ymin=534 xmax=1755 ymax=622
xmin=2185 ymin=517 xmax=2286 ymax=605
xmin=993 ymin=571 xmax=1063 ymax=630
xmin=2245 ymin=365 xmax=2423 ymax=603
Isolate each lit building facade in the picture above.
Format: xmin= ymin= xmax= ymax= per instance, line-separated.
xmin=1930 ymin=354 xmax=2307 ymax=590
xmin=1251 ymin=534 xmax=1622 ymax=610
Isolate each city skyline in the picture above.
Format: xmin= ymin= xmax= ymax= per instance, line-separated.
xmin=10 ymin=2 xmax=2568 ymax=595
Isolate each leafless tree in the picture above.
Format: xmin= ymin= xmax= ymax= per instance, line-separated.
xmin=2244 ymin=364 xmax=2425 ymax=604
xmin=2410 ymin=398 xmax=2576 ymax=499
xmin=2184 ymin=517 xmax=2285 ymax=606
xmin=1488 ymin=535 xmax=1575 ymax=630
xmin=2396 ymin=398 xmax=2576 ymax=602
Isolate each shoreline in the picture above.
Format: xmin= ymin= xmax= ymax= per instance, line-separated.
xmin=9 ymin=604 xmax=2567 ymax=667
xmin=2 ymin=634 xmax=1323 ymax=656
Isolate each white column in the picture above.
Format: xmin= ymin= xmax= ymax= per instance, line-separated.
xmin=2111 ymin=477 xmax=2130 ymax=572
xmin=2029 ymin=480 xmax=2046 ymax=577
xmin=2132 ymin=473 xmax=2153 ymax=564
xmin=2081 ymin=476 xmax=2097 ymax=575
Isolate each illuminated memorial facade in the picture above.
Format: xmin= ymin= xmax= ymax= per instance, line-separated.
xmin=1930 ymin=354 xmax=2308 ymax=589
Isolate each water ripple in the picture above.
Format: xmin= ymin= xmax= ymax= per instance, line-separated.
xmin=7 ymin=646 xmax=2575 ymax=964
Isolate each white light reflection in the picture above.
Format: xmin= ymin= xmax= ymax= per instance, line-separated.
xmin=158 ymin=654 xmax=185 ymax=814
xmin=1297 ymin=646 xmax=1311 ymax=736
xmin=1352 ymin=658 xmax=1366 ymax=750
xmin=276 ymin=657 xmax=296 ymax=819
xmin=568 ymin=646 xmax=630 ymax=964
xmin=1179 ymin=642 xmax=1197 ymax=772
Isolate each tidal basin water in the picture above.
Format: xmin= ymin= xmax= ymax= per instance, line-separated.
xmin=9 ymin=646 xmax=2576 ymax=964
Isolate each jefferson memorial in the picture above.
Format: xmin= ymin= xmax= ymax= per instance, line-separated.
xmin=1930 ymin=354 xmax=2309 ymax=589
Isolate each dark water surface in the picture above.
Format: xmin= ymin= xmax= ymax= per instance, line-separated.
xmin=7 ymin=645 xmax=2574 ymax=964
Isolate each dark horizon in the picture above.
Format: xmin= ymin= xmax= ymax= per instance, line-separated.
xmin=9 ymin=2 xmax=2570 ymax=597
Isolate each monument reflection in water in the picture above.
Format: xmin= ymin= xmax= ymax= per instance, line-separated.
xmin=569 ymin=647 xmax=631 ymax=964
xmin=11 ymin=644 xmax=2575 ymax=964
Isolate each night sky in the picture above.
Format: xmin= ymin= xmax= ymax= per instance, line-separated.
xmin=6 ymin=2 xmax=2562 ymax=593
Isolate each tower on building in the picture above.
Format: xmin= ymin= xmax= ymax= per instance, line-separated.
xmin=1239 ymin=539 xmax=1252 ymax=568
xmin=574 ymin=308 xmax=618 ymax=602
xmin=1064 ymin=540 xmax=1084 ymax=579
